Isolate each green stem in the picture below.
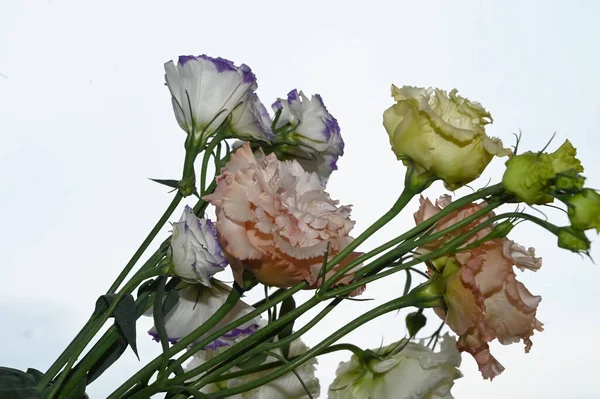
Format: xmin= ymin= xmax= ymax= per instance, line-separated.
xmin=200 ymin=134 xmax=226 ymax=196
xmin=187 ymin=296 xmax=344 ymax=393
xmin=46 ymin=268 xmax=162 ymax=399
xmin=202 ymin=343 xmax=362 ymax=386
xmin=209 ymin=292 xmax=429 ymax=398
xmin=106 ymin=284 xmax=246 ymax=399
xmin=319 ymin=184 xmax=505 ymax=294
xmin=319 ymin=187 xmax=417 ymax=292
xmin=107 ymin=193 xmax=182 ymax=294
xmin=325 ymin=210 xmax=533 ymax=298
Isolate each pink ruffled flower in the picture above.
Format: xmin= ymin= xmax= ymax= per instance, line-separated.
xmin=414 ymin=196 xmax=543 ymax=380
xmin=204 ymin=143 xmax=359 ymax=290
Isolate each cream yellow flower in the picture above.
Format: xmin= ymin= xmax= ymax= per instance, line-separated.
xmin=383 ymin=85 xmax=510 ymax=190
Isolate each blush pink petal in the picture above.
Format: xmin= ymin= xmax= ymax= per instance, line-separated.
xmin=205 ymin=143 xmax=360 ymax=290
xmin=416 ymin=196 xmax=543 ymax=380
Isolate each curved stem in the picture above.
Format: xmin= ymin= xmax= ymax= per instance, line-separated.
xmin=200 ymin=135 xmax=226 ymax=196
xmin=319 ymin=187 xmax=417 ymax=292
xmin=209 ymin=292 xmax=429 ymax=398
xmin=325 ymin=210 xmax=536 ymax=298
xmin=46 ymin=268 xmax=162 ymax=398
xmin=107 ymin=193 xmax=182 ymax=294
xmin=318 ymin=184 xmax=504 ymax=294
xmin=106 ymin=284 xmax=246 ymax=399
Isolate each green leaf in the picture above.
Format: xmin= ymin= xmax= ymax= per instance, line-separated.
xmin=94 ymin=294 xmax=139 ymax=359
xmin=86 ymin=337 xmax=128 ymax=384
xmin=25 ymin=368 xmax=43 ymax=385
xmin=149 ymin=178 xmax=180 ymax=190
xmin=277 ymin=296 xmax=296 ymax=358
xmin=0 ymin=367 xmax=42 ymax=399
xmin=166 ymin=359 xmax=185 ymax=377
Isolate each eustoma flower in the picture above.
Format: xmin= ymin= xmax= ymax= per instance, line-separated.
xmin=204 ymin=143 xmax=359 ymax=289
xmin=271 ymin=89 xmax=344 ymax=183
xmin=414 ymin=197 xmax=543 ymax=379
xmin=165 ymin=55 xmax=269 ymax=146
xmin=149 ymin=208 xmax=260 ymax=348
xmin=169 ymin=206 xmax=227 ymax=286
xmin=148 ymin=281 xmax=261 ymax=347
xmin=383 ymin=85 xmax=510 ymax=190
xmin=328 ymin=335 xmax=462 ymax=399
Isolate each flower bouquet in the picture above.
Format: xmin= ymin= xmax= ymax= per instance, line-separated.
xmin=1 ymin=54 xmax=596 ymax=399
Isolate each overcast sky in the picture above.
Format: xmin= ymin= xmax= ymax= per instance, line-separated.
xmin=2 ymin=1 xmax=600 ymax=398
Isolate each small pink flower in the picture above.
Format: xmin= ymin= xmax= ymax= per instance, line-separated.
xmin=204 ymin=143 xmax=359 ymax=290
xmin=414 ymin=196 xmax=543 ymax=380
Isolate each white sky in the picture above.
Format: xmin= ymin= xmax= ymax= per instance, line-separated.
xmin=1 ymin=1 xmax=600 ymax=398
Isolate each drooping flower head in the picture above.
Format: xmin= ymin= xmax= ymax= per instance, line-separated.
xmin=148 ymin=281 xmax=261 ymax=348
xmin=414 ymin=197 xmax=543 ymax=380
xmin=204 ymin=143 xmax=358 ymax=289
xmin=164 ymin=55 xmax=260 ymax=146
xmin=271 ymin=90 xmax=345 ymax=183
xmin=383 ymin=85 xmax=511 ymax=190
xmin=169 ymin=206 xmax=227 ymax=286
xmin=329 ymin=334 xmax=462 ymax=399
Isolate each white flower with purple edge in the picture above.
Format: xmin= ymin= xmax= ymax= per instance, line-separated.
xmin=169 ymin=206 xmax=227 ymax=286
xmin=272 ymin=89 xmax=344 ymax=182
xmin=148 ymin=281 xmax=261 ymax=348
xmin=164 ymin=54 xmax=258 ymax=146
xmin=229 ymin=92 xmax=273 ymax=143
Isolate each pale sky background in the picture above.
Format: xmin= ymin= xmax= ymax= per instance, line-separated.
xmin=1 ymin=1 xmax=600 ymax=398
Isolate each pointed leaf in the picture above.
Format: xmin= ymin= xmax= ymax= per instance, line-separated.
xmin=0 ymin=367 xmax=42 ymax=399
xmin=93 ymin=294 xmax=139 ymax=359
xmin=149 ymin=178 xmax=180 ymax=190
xmin=112 ymin=294 xmax=139 ymax=359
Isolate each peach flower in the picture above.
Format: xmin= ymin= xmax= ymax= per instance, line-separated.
xmin=204 ymin=143 xmax=359 ymax=290
xmin=414 ymin=196 xmax=543 ymax=380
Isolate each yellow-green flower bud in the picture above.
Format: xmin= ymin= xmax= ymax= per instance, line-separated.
xmin=557 ymin=226 xmax=591 ymax=252
xmin=555 ymin=170 xmax=586 ymax=193
xmin=502 ymin=140 xmax=585 ymax=205
xmin=383 ymin=85 xmax=510 ymax=190
xmin=405 ymin=311 xmax=427 ymax=337
xmin=566 ymin=189 xmax=600 ymax=233
xmin=548 ymin=139 xmax=584 ymax=174
xmin=502 ymin=152 xmax=555 ymax=204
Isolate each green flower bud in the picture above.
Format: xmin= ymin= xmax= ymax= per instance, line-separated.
xmin=557 ymin=226 xmax=591 ymax=253
xmin=503 ymin=140 xmax=584 ymax=205
xmin=555 ymin=170 xmax=586 ymax=193
xmin=566 ymin=189 xmax=600 ymax=233
xmin=405 ymin=311 xmax=427 ymax=337
xmin=502 ymin=152 xmax=555 ymax=204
